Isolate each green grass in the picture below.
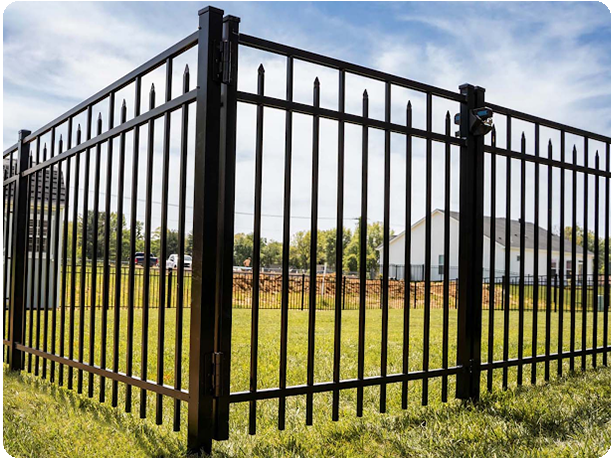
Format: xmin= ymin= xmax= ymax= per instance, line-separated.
xmin=4 ymin=364 xmax=610 ymax=457
xmin=4 ymin=306 xmax=611 ymax=457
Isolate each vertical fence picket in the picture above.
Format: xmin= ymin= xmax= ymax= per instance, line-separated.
xmin=356 ymin=90 xmax=368 ymax=417
xmin=518 ymin=133 xmax=526 ymax=385
xmin=487 ymin=128 xmax=497 ymax=392
xmin=531 ymin=126 xmax=540 ymax=385
xmin=401 ymin=100 xmax=412 ymax=409
xmin=305 ymin=77 xmax=320 ymax=427
xmin=332 ymin=69 xmax=345 ymax=421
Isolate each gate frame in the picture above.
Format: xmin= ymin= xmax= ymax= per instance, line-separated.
xmin=187 ymin=6 xmax=239 ymax=453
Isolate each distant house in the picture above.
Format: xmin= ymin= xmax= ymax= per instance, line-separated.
xmin=377 ymin=209 xmax=593 ymax=281
xmin=4 ymin=158 xmax=66 ymax=309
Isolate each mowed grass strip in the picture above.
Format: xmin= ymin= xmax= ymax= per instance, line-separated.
xmin=3 ymin=365 xmax=610 ymax=457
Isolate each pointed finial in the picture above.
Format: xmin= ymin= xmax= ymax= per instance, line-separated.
xmin=445 ymin=110 xmax=450 ymax=119
xmin=150 ymin=82 xmax=155 ymax=92
xmin=314 ymin=77 xmax=320 ymax=87
xmin=77 ymin=124 xmax=81 ymax=131
xmin=258 ymin=63 xmax=265 ymax=74
xmin=363 ymin=89 xmax=368 ymax=98
xmin=59 ymin=134 xmax=63 ymax=141
xmin=521 ymin=131 xmax=525 ymax=141
xmin=184 ymin=64 xmax=189 ymax=74
xmin=121 ymin=99 xmax=126 ymax=108
xmin=573 ymin=144 xmax=577 ymax=153
xmin=548 ymin=138 xmax=552 ymax=147
xmin=407 ymin=100 xmax=412 ymax=109
xmin=98 ymin=112 xmax=102 ymax=121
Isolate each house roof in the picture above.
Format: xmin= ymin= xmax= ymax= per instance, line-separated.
xmin=380 ymin=209 xmax=592 ymax=255
xmin=4 ymin=158 xmax=66 ymax=206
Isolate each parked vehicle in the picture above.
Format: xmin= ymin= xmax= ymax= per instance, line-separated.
xmin=166 ymin=254 xmax=192 ymax=270
xmin=134 ymin=252 xmax=158 ymax=267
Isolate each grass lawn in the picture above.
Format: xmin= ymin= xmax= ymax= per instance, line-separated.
xmin=4 ymin=365 xmax=610 ymax=457
xmin=4 ymin=307 xmax=611 ymax=457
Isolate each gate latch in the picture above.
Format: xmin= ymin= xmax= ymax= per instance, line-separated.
xmin=454 ymin=107 xmax=494 ymax=137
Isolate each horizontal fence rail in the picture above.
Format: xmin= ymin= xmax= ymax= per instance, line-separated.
xmin=3 ymin=4 xmax=611 ymax=454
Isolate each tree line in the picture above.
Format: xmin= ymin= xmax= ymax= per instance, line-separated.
xmin=64 ymin=211 xmax=193 ymax=262
xmin=233 ymin=220 xmax=389 ymax=273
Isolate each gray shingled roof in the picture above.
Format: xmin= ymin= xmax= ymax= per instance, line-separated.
xmin=4 ymin=158 xmax=66 ymax=205
xmin=383 ymin=209 xmax=591 ymax=255
xmin=448 ymin=210 xmax=589 ymax=255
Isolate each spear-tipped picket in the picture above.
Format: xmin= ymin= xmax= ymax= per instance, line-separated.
xmin=491 ymin=125 xmax=497 ymax=147
xmin=362 ymin=90 xmax=369 ymax=116
xmin=313 ymin=77 xmax=320 ymax=106
xmin=58 ymin=135 xmax=63 ymax=153
xmin=97 ymin=112 xmax=103 ymax=132
xmin=406 ymin=100 xmax=412 ymax=125
xmin=548 ymin=139 xmax=553 ymax=156
xmin=521 ymin=131 xmax=526 ymax=150
xmin=445 ymin=111 xmax=451 ymax=132
xmin=149 ymin=83 xmax=156 ymax=109
xmin=121 ymin=99 xmax=127 ymax=123
xmin=183 ymin=65 xmax=190 ymax=94
xmin=76 ymin=125 xmax=82 ymax=145
xmin=257 ymin=64 xmax=265 ymax=96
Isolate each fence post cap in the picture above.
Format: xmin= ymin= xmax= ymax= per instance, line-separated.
xmin=18 ymin=130 xmax=31 ymax=140
xmin=199 ymin=6 xmax=224 ymax=16
xmin=223 ymin=15 xmax=240 ymax=23
xmin=458 ymin=83 xmax=474 ymax=91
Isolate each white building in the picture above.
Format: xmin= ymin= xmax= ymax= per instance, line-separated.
xmin=377 ymin=209 xmax=594 ymax=281
xmin=4 ymin=158 xmax=66 ymax=309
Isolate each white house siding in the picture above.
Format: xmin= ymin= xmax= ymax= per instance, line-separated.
xmin=5 ymin=208 xmax=64 ymax=309
xmin=379 ymin=210 xmax=594 ymax=280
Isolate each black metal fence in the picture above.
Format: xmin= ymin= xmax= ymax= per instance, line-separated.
xmin=3 ymin=5 xmax=611 ymax=454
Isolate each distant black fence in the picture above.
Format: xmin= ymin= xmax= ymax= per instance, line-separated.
xmin=18 ymin=265 xmax=605 ymax=314
xmin=3 ymin=5 xmax=611 ymax=454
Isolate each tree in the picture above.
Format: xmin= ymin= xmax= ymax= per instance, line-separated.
xmin=261 ymin=240 xmax=282 ymax=267
xmin=233 ymin=233 xmax=253 ymax=266
xmin=340 ymin=219 xmax=387 ymax=276
xmin=289 ymin=231 xmax=312 ymax=270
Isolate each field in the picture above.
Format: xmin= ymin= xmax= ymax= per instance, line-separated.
xmin=4 ymin=305 xmax=611 ymax=457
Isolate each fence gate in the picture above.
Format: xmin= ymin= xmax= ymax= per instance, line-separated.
xmin=3 ymin=5 xmax=610 ymax=454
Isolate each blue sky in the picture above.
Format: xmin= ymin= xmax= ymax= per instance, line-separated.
xmin=3 ymin=2 xmax=611 ymax=240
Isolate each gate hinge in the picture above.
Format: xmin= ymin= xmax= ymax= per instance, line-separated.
xmin=216 ymin=40 xmax=233 ymax=85
xmin=468 ymin=358 xmax=477 ymax=374
xmin=211 ymin=352 xmax=223 ymax=397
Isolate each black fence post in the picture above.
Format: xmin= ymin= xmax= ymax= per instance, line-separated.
xmin=8 ymin=129 xmax=31 ymax=371
xmin=456 ymin=84 xmax=485 ymax=401
xmin=188 ymin=6 xmax=239 ymax=452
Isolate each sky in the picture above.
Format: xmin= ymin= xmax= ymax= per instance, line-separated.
xmin=3 ymin=1 xmax=611 ymax=246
